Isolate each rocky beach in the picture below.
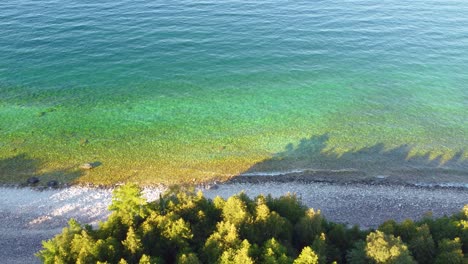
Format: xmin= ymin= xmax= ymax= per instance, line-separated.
xmin=1 ymin=180 xmax=467 ymax=263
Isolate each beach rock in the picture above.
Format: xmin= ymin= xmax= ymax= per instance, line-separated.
xmin=26 ymin=177 xmax=39 ymax=184
xmin=47 ymin=180 xmax=59 ymax=188
xmin=80 ymin=163 xmax=94 ymax=170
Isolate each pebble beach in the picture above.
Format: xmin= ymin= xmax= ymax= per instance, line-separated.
xmin=1 ymin=182 xmax=467 ymax=263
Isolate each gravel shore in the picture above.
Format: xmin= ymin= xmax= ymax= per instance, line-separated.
xmin=1 ymin=183 xmax=467 ymax=263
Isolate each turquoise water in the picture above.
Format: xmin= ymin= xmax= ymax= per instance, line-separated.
xmin=1 ymin=0 xmax=467 ymax=183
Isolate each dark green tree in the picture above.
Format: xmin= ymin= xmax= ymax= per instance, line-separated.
xmin=408 ymin=224 xmax=435 ymax=264
xmin=294 ymin=209 xmax=323 ymax=248
xmin=434 ymin=237 xmax=464 ymax=264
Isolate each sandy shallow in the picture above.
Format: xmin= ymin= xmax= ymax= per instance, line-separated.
xmin=0 ymin=183 xmax=467 ymax=263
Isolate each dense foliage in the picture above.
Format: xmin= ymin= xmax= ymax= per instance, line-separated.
xmin=37 ymin=184 xmax=468 ymax=263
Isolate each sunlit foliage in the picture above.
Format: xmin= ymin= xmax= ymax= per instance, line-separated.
xmin=37 ymin=184 xmax=468 ymax=263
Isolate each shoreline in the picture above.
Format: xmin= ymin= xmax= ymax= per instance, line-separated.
xmin=1 ymin=180 xmax=467 ymax=263
xmin=4 ymin=163 xmax=468 ymax=190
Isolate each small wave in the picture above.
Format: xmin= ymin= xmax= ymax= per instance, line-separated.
xmin=240 ymin=168 xmax=359 ymax=177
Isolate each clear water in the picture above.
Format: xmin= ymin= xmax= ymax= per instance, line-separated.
xmin=1 ymin=0 xmax=467 ymax=183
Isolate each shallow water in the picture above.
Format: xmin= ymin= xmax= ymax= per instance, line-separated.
xmin=0 ymin=0 xmax=467 ymax=183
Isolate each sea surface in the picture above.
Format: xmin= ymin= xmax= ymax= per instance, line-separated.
xmin=0 ymin=0 xmax=467 ymax=184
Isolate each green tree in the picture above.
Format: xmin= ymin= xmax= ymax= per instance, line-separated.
xmin=152 ymin=213 xmax=193 ymax=262
xmin=176 ymin=252 xmax=201 ymax=264
xmin=365 ymin=231 xmax=415 ymax=264
xmin=454 ymin=205 xmax=468 ymax=254
xmin=203 ymin=221 xmax=241 ymax=263
xmin=71 ymin=230 xmax=98 ymax=264
xmin=36 ymin=219 xmax=83 ymax=263
xmin=166 ymin=190 xmax=220 ymax=247
xmin=122 ymin=227 xmax=142 ymax=261
xmin=422 ymin=216 xmax=459 ymax=242
xmin=109 ymin=183 xmax=149 ymax=226
xmin=408 ymin=224 xmax=435 ymax=264
xmin=222 ymin=195 xmax=251 ymax=226
xmin=219 ymin=239 xmax=254 ymax=264
xmin=395 ymin=219 xmax=417 ymax=242
xmin=267 ymin=193 xmax=307 ymax=224
xmin=261 ymin=238 xmax=293 ymax=264
xmin=139 ymin=254 xmax=162 ymax=264
xmin=36 ymin=189 xmax=467 ymax=264
xmin=346 ymin=241 xmax=368 ymax=264
xmin=246 ymin=196 xmax=292 ymax=244
xmin=93 ymin=237 xmax=121 ymax=263
xmin=294 ymin=246 xmax=319 ymax=264
xmin=434 ymin=237 xmax=464 ymax=264
xmin=139 ymin=254 xmax=151 ymax=264
xmin=327 ymin=223 xmax=355 ymax=263
xmin=294 ymin=209 xmax=323 ymax=248
xmin=311 ymin=233 xmax=327 ymax=264
xmin=378 ymin=220 xmax=397 ymax=236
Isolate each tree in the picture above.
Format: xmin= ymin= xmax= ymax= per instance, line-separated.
xmin=246 ymin=196 xmax=292 ymax=244
xmin=311 ymin=233 xmax=327 ymax=264
xmin=365 ymin=231 xmax=415 ymax=264
xmin=408 ymin=224 xmax=435 ymax=264
xmin=151 ymin=213 xmax=193 ymax=262
xmin=346 ymin=241 xmax=368 ymax=264
xmin=434 ymin=237 xmax=464 ymax=264
xmin=294 ymin=209 xmax=323 ymax=248
xmin=219 ymin=239 xmax=255 ymax=264
xmin=261 ymin=238 xmax=293 ymax=264
xmin=267 ymin=193 xmax=307 ymax=224
xmin=109 ymin=183 xmax=149 ymax=226
xmin=203 ymin=221 xmax=241 ymax=263
xmin=36 ymin=219 xmax=83 ymax=263
xmin=176 ymin=252 xmax=201 ymax=264
xmin=71 ymin=230 xmax=98 ymax=264
xmin=378 ymin=220 xmax=397 ymax=236
xmin=36 ymin=187 xmax=468 ymax=264
xmin=294 ymin=246 xmax=319 ymax=264
xmin=395 ymin=219 xmax=417 ymax=242
xmin=122 ymin=227 xmax=142 ymax=261
xmin=222 ymin=195 xmax=251 ymax=226
xmin=139 ymin=254 xmax=162 ymax=264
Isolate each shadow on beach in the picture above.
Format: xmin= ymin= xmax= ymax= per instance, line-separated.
xmin=236 ymin=134 xmax=468 ymax=186
xmin=0 ymin=153 xmax=83 ymax=186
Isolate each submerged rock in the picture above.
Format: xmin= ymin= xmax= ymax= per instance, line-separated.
xmin=26 ymin=177 xmax=39 ymax=184
xmin=47 ymin=180 xmax=59 ymax=188
xmin=80 ymin=163 xmax=94 ymax=170
xmin=80 ymin=162 xmax=101 ymax=170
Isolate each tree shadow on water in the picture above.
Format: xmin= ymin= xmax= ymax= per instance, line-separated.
xmin=240 ymin=134 xmax=468 ymax=184
xmin=0 ymin=153 xmax=83 ymax=186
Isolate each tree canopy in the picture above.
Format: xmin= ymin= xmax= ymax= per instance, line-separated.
xmin=37 ymin=184 xmax=468 ymax=263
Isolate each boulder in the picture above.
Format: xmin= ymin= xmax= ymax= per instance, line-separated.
xmin=47 ymin=180 xmax=59 ymax=188
xmin=27 ymin=177 xmax=40 ymax=184
xmin=80 ymin=163 xmax=94 ymax=170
